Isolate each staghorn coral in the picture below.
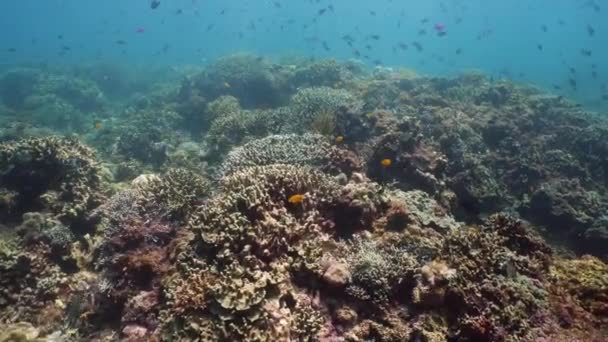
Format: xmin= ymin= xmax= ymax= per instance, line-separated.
xmin=0 ymin=136 xmax=104 ymax=226
xmin=219 ymin=133 xmax=362 ymax=177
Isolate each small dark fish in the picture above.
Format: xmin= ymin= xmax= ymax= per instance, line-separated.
xmin=150 ymin=0 xmax=160 ymax=9
xmin=569 ymin=67 xmax=576 ymax=74
xmin=557 ymin=19 xmax=566 ymax=26
xmin=318 ymin=8 xmax=327 ymax=16
xmin=353 ymin=49 xmax=361 ymax=57
xmin=587 ymin=24 xmax=595 ymax=36
xmin=341 ymin=34 xmax=354 ymax=41
xmin=370 ymin=34 xmax=380 ymax=40
xmin=373 ymin=59 xmax=382 ymax=65
xmin=206 ymin=24 xmax=214 ymax=31
xmin=568 ymin=78 xmax=577 ymax=89
xmin=220 ymin=9 xmax=226 ymax=15
xmin=328 ymin=5 xmax=334 ymax=12
xmin=398 ymin=42 xmax=408 ymax=50
xmin=437 ymin=31 xmax=447 ymax=37
xmin=369 ymin=10 xmax=376 ymax=16
xmin=273 ymin=1 xmax=281 ymax=8
xmin=541 ymin=24 xmax=548 ymax=32
xmin=552 ymin=84 xmax=562 ymax=90
xmin=537 ymin=44 xmax=543 ymax=51
xmin=601 ymin=94 xmax=608 ymax=101
xmin=455 ymin=48 xmax=462 ymax=54
xmin=580 ymin=48 xmax=592 ymax=56
xmin=175 ymin=9 xmax=183 ymax=15
xmin=592 ymin=71 xmax=597 ymax=79
xmin=61 ymin=45 xmax=71 ymax=51
xmin=115 ymin=40 xmax=127 ymax=45
xmin=7 ymin=48 xmax=16 ymax=52
xmin=412 ymin=41 xmax=423 ymax=51
xmin=57 ymin=34 xmax=64 ymax=39
xmin=365 ymin=44 xmax=372 ymax=50
xmin=418 ymin=29 xmax=427 ymax=36
xmin=421 ymin=18 xmax=429 ymax=24
xmin=322 ymin=41 xmax=330 ymax=51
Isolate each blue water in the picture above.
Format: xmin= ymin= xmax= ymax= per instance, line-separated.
xmin=1 ymin=0 xmax=606 ymax=110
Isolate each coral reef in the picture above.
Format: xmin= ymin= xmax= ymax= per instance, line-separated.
xmin=0 ymin=57 xmax=606 ymax=341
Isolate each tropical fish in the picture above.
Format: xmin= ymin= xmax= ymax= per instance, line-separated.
xmin=381 ymin=158 xmax=392 ymax=167
xmin=288 ymin=194 xmax=304 ymax=204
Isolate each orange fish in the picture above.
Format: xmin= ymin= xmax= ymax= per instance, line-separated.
xmin=288 ymin=194 xmax=304 ymax=204
xmin=335 ymin=135 xmax=344 ymax=143
xmin=381 ymin=158 xmax=392 ymax=167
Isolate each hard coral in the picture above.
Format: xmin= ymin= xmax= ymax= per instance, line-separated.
xmin=136 ymin=168 xmax=209 ymax=222
xmin=288 ymin=86 xmax=362 ymax=134
xmin=220 ymin=134 xmax=362 ymax=177
xmin=0 ymin=136 xmax=104 ymax=226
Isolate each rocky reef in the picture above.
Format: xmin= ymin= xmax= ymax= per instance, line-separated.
xmin=0 ymin=56 xmax=606 ymax=341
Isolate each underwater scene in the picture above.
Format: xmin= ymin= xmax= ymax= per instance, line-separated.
xmin=0 ymin=0 xmax=607 ymax=341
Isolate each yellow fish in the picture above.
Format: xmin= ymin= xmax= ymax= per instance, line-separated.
xmin=381 ymin=158 xmax=392 ymax=167
xmin=335 ymin=135 xmax=344 ymax=143
xmin=288 ymin=194 xmax=304 ymax=204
